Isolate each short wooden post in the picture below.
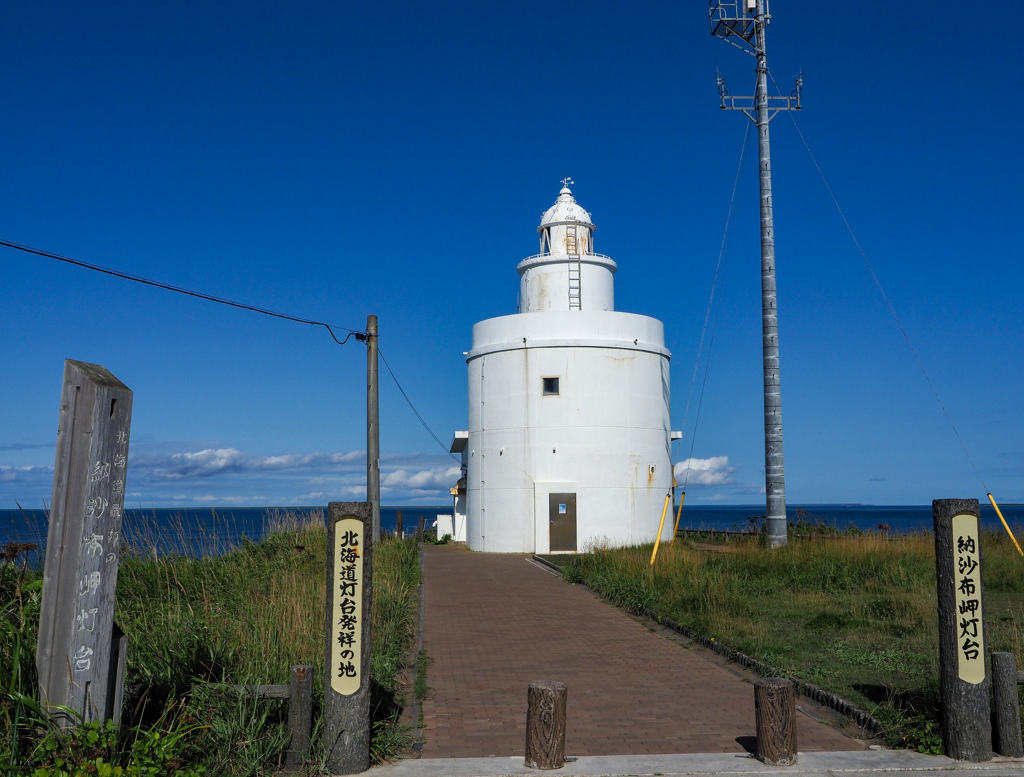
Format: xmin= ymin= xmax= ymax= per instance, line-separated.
xmin=286 ymin=665 xmax=314 ymax=769
xmin=110 ymin=626 xmax=128 ymax=726
xmin=396 ymin=509 xmax=403 ymax=539
xmin=754 ymin=678 xmax=797 ymax=765
xmin=417 ymin=516 xmax=425 ymax=542
xmin=933 ymin=499 xmax=991 ymax=761
xmin=36 ymin=360 xmax=133 ymax=726
xmin=991 ymin=652 xmax=1022 ymax=757
xmin=324 ymin=502 xmax=373 ymax=774
xmin=525 ymin=682 xmax=567 ymax=769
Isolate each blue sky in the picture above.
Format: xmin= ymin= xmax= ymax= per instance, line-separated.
xmin=2 ymin=1 xmax=1021 ymax=510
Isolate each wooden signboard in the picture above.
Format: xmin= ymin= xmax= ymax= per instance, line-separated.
xmin=324 ymin=502 xmax=372 ymax=774
xmin=330 ymin=516 xmax=365 ymax=696
xmin=36 ymin=360 xmax=132 ymax=725
xmin=932 ymin=498 xmax=991 ymax=762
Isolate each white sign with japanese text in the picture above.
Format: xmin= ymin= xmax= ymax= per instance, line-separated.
xmin=951 ymin=513 xmax=984 ymax=684
xmin=330 ymin=518 xmax=364 ymax=695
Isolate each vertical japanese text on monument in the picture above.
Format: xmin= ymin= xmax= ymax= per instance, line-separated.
xmin=72 ymin=424 xmax=129 ymax=672
xmin=951 ymin=513 xmax=985 ymax=684
xmin=330 ymin=519 xmax=363 ymax=696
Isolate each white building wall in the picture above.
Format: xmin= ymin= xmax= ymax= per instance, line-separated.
xmin=465 ymin=310 xmax=672 ymax=553
xmin=518 ymin=254 xmax=616 ymax=313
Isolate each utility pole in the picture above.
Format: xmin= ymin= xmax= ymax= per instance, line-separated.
xmin=366 ymin=314 xmax=380 ymax=543
xmin=710 ymin=0 xmax=801 ymax=548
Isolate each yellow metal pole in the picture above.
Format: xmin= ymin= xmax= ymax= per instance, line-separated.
xmin=670 ymin=491 xmax=686 ymax=547
xmin=650 ymin=493 xmax=672 ymax=566
xmin=988 ymin=493 xmax=1024 ymax=557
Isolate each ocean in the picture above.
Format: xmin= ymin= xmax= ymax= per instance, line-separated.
xmin=3 ymin=503 xmax=1023 ymax=561
xmin=0 ymin=505 xmax=451 ymax=561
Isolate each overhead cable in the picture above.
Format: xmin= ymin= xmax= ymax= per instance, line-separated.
xmin=5 ymin=237 xmax=464 ymax=468
xmin=0 ymin=238 xmax=364 ymax=345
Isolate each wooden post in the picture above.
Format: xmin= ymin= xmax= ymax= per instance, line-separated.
xmin=109 ymin=625 xmax=128 ymax=726
xmin=285 ymin=665 xmax=314 ymax=769
xmin=525 ymin=682 xmax=567 ymax=769
xmin=754 ymin=678 xmax=797 ymax=765
xmin=366 ymin=315 xmax=380 ymax=545
xmin=396 ymin=510 xmax=403 ymax=539
xmin=324 ymin=502 xmax=373 ymax=774
xmin=933 ymin=498 xmax=991 ymax=761
xmin=991 ymin=653 xmax=1022 ymax=758
xmin=417 ymin=516 xmax=425 ymax=542
xmin=36 ymin=360 xmax=133 ymax=726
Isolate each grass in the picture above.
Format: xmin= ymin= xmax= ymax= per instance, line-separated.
xmin=1 ymin=510 xmax=422 ymax=775
xmin=558 ymin=526 xmax=1024 ymax=752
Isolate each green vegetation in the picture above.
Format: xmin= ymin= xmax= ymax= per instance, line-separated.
xmin=559 ymin=527 xmax=1024 ymax=752
xmin=413 ymin=649 xmax=430 ymax=705
xmin=1 ymin=511 xmax=422 ymax=775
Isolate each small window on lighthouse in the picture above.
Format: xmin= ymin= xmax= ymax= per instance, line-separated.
xmin=542 ymin=377 xmax=560 ymax=396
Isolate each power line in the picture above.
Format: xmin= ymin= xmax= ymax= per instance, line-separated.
xmin=0 ymin=238 xmax=365 ymax=345
xmin=378 ymin=349 xmax=461 ymax=464
xmin=5 ymin=237 xmax=461 ymax=476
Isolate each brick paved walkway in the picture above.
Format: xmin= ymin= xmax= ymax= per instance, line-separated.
xmin=420 ymin=545 xmax=866 ymax=758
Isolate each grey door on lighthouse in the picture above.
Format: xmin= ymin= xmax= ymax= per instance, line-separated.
xmin=548 ymin=493 xmax=577 ymax=552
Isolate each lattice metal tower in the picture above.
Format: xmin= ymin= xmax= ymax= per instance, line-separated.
xmin=710 ymin=0 xmax=801 ymax=549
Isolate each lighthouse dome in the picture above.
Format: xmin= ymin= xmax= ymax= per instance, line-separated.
xmin=538 ymin=185 xmax=595 ymax=231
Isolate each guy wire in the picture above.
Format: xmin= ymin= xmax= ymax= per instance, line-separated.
xmin=679 ymin=120 xmax=749 ymax=490
xmin=379 ymin=349 xmax=461 ymax=464
xmin=766 ymin=71 xmax=988 ymax=492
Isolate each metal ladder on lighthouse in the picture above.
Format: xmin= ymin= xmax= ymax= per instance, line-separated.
xmin=566 ymin=224 xmax=582 ymax=310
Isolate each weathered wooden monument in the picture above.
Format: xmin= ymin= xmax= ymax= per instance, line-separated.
xmin=36 ymin=360 xmax=133 ymax=725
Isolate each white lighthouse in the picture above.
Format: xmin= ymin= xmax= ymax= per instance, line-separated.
xmin=451 ymin=182 xmax=678 ymax=553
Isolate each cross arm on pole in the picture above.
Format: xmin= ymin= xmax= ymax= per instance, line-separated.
xmin=718 ymin=72 xmax=801 ymax=122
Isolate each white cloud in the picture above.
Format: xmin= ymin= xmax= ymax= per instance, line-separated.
xmin=3 ymin=444 xmax=463 ymax=508
xmin=673 ymin=456 xmax=735 ymax=486
xmin=0 ymin=465 xmax=52 ymax=483
xmin=193 ymin=494 xmax=269 ymax=504
xmin=382 ymin=466 xmax=461 ymax=491
xmin=130 ymin=448 xmax=366 ymax=481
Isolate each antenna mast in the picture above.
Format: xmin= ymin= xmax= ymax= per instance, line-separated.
xmin=710 ymin=0 xmax=801 ymax=549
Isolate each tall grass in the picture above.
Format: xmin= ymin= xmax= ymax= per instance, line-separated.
xmin=562 ymin=529 xmax=1024 ymax=750
xmin=2 ymin=511 xmax=422 ymax=775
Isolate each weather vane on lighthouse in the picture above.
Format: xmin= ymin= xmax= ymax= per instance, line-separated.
xmin=560 ymin=176 xmax=574 ymax=189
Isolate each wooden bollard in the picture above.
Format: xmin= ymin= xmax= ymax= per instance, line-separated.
xmin=417 ymin=516 xmax=425 ymax=542
xmin=525 ymin=682 xmax=567 ymax=769
xmin=933 ymin=499 xmax=992 ymax=761
xmin=754 ymin=678 xmax=797 ymax=765
xmin=396 ymin=510 xmax=403 ymax=539
xmin=285 ymin=665 xmax=314 ymax=769
xmin=991 ymin=652 xmax=1022 ymax=757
